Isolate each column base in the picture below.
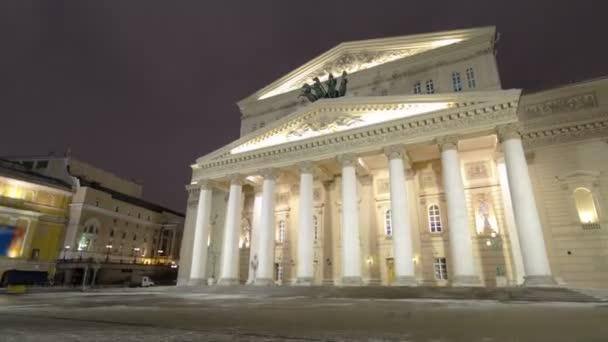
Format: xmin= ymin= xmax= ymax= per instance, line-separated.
xmin=523 ymin=275 xmax=558 ymax=287
xmin=452 ymin=275 xmax=483 ymax=287
xmin=186 ymin=278 xmax=207 ymax=286
xmin=253 ymin=278 xmax=274 ymax=286
xmin=341 ymin=276 xmax=364 ymax=286
xmin=393 ymin=276 xmax=418 ymax=287
xmin=295 ymin=277 xmax=313 ymax=286
xmin=217 ymin=278 xmax=239 ymax=286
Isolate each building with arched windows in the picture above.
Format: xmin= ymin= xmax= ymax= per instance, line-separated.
xmin=178 ymin=27 xmax=608 ymax=289
xmin=4 ymin=156 xmax=185 ymax=286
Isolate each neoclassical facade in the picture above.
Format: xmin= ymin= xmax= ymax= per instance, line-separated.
xmin=178 ymin=27 xmax=608 ymax=288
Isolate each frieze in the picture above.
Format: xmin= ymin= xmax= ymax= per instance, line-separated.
xmin=193 ymin=98 xmax=519 ymax=180
xmin=522 ymin=117 xmax=608 ymax=150
xmin=465 ymin=161 xmax=490 ymax=180
xmin=523 ymin=92 xmax=597 ymax=118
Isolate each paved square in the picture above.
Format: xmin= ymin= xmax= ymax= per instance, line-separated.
xmin=1 ymin=287 xmax=607 ymax=341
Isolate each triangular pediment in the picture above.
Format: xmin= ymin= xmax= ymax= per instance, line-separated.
xmin=196 ymin=90 xmax=519 ymax=165
xmin=245 ymin=27 xmax=495 ymax=102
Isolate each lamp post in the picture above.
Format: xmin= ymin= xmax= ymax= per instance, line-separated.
xmin=105 ymin=244 xmax=113 ymax=263
xmin=157 ymin=249 xmax=164 ymax=265
xmin=133 ymin=247 xmax=140 ymax=264
xmin=63 ymin=245 xmax=71 ymax=261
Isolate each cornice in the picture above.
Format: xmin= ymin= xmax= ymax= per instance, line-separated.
xmin=193 ymin=94 xmax=520 ymax=180
xmin=521 ymin=115 xmax=608 ymax=150
xmin=73 ymin=203 xmax=164 ymax=228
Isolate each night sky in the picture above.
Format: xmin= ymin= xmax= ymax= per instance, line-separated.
xmin=1 ymin=1 xmax=606 ymax=212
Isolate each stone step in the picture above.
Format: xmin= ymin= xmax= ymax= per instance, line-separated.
xmin=169 ymin=285 xmax=600 ymax=302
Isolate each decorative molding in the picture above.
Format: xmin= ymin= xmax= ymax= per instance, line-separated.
xmin=383 ymin=144 xmax=406 ymax=160
xmin=259 ymin=168 xmax=278 ymax=180
xmin=298 ymin=161 xmax=314 ymax=174
xmin=337 ymin=153 xmax=357 ymax=167
xmin=193 ymin=94 xmax=520 ymax=180
xmin=522 ymin=117 xmax=608 ymax=149
xmin=435 ymin=135 xmax=459 ymax=151
xmin=523 ymin=92 xmax=598 ymax=118
xmin=496 ymin=123 xmax=522 ymax=142
xmin=228 ymin=174 xmax=243 ymax=186
xmin=465 ymin=161 xmax=490 ymax=180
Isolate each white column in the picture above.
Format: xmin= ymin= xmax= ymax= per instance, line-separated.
xmin=254 ymin=169 xmax=277 ymax=286
xmin=384 ymin=145 xmax=417 ymax=286
xmin=437 ymin=136 xmax=481 ymax=286
xmin=177 ymin=184 xmax=201 ymax=286
xmin=247 ymin=191 xmax=262 ymax=284
xmin=188 ymin=180 xmax=213 ymax=285
xmin=498 ymin=124 xmax=556 ymax=286
xmin=296 ymin=161 xmax=314 ymax=285
xmin=337 ymin=153 xmax=363 ymax=285
xmin=218 ymin=175 xmax=243 ymax=285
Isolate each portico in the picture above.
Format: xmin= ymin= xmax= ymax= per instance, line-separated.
xmin=178 ymin=90 xmax=556 ymax=287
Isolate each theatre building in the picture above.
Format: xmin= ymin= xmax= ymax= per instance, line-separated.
xmin=178 ymin=27 xmax=608 ymax=288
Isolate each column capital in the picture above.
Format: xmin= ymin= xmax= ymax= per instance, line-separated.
xmin=496 ymin=123 xmax=523 ymax=142
xmin=197 ymin=179 xmax=212 ymax=190
xmin=259 ymin=168 xmax=278 ymax=180
xmin=383 ymin=144 xmax=407 ymax=160
xmin=436 ymin=135 xmax=460 ymax=152
xmin=337 ymin=153 xmax=357 ymax=167
xmin=228 ymin=174 xmax=243 ymax=186
xmin=298 ymin=161 xmax=314 ymax=174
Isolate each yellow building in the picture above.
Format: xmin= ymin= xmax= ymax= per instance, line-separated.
xmin=0 ymin=159 xmax=72 ymax=284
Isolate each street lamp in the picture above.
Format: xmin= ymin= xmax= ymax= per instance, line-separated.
xmin=133 ymin=247 xmax=140 ymax=264
xmin=63 ymin=245 xmax=71 ymax=261
xmin=157 ymin=250 xmax=164 ymax=265
xmin=105 ymin=244 xmax=113 ymax=262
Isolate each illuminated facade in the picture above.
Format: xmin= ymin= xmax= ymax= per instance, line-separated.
xmin=5 ymin=156 xmax=185 ymax=285
xmin=179 ymin=27 xmax=608 ymax=288
xmin=0 ymin=160 xmax=72 ymax=283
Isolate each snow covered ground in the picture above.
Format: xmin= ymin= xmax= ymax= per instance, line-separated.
xmin=1 ymin=289 xmax=607 ymax=341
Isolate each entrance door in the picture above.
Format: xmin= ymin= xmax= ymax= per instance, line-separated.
xmin=386 ymin=258 xmax=395 ymax=285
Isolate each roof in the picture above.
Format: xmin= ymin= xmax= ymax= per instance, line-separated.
xmin=79 ymin=179 xmax=184 ymax=218
xmin=239 ymin=26 xmax=496 ymax=104
xmin=0 ymin=159 xmax=73 ymax=192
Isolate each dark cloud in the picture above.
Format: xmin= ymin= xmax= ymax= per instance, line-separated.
xmin=1 ymin=0 xmax=606 ymax=211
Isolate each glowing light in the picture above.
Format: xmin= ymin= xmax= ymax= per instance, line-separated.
xmin=231 ymin=102 xmax=453 ymax=154
xmin=5 ymin=186 xmax=23 ymax=199
xmin=366 ymin=256 xmax=374 ymax=265
xmin=485 ymin=240 xmax=492 ymax=247
xmin=258 ymin=38 xmax=463 ymax=100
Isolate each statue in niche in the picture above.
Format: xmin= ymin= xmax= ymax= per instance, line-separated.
xmin=299 ymin=71 xmax=348 ymax=103
xmin=475 ymin=194 xmax=498 ymax=235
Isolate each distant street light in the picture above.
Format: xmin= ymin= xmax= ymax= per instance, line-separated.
xmin=105 ymin=244 xmax=113 ymax=262
xmin=63 ymin=245 xmax=71 ymax=261
xmin=133 ymin=247 xmax=140 ymax=264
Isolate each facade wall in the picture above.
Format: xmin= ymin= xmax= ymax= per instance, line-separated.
xmin=529 ymin=139 xmax=608 ymax=288
xmin=0 ymin=173 xmax=71 ymax=280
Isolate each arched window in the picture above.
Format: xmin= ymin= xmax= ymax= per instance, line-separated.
xmin=277 ymin=220 xmax=285 ymax=243
xmin=573 ymin=188 xmax=599 ymax=224
xmin=384 ymin=209 xmax=392 ymax=237
xmin=313 ymin=215 xmax=319 ymax=242
xmin=428 ymin=205 xmax=442 ymax=233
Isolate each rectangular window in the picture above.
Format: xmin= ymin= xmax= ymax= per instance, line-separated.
xmin=413 ymin=81 xmax=422 ymax=94
xmin=425 ymin=80 xmax=435 ymax=94
xmin=433 ymin=258 xmax=448 ymax=280
xmin=466 ymin=67 xmax=476 ymax=88
xmin=451 ymin=72 xmax=462 ymax=92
